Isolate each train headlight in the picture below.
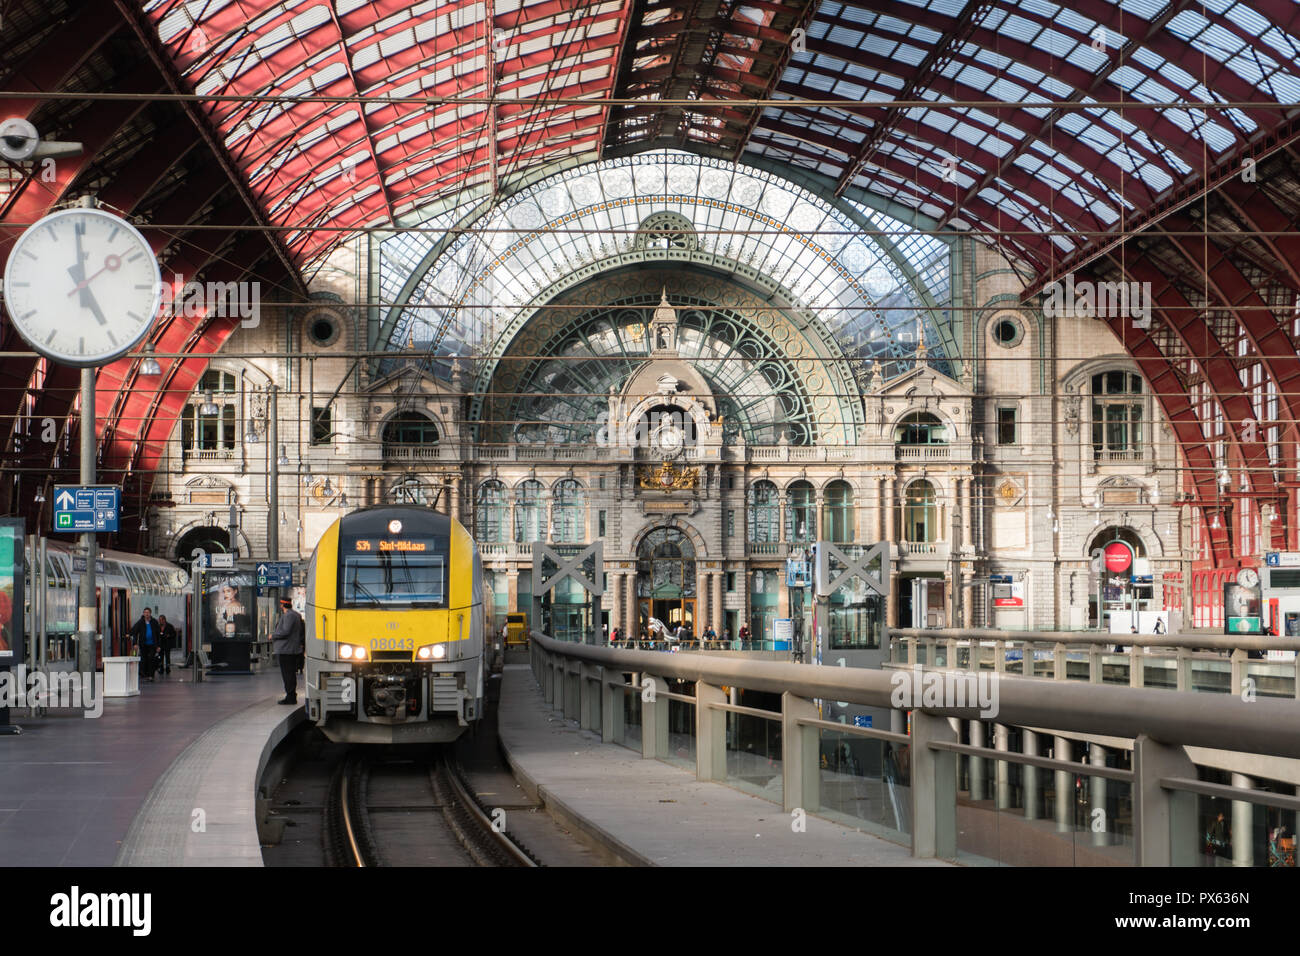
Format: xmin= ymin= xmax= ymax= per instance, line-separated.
xmin=339 ymin=643 xmax=367 ymax=661
xmin=423 ymin=644 xmax=446 ymax=660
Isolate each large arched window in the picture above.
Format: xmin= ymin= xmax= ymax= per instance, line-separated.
xmin=1091 ymin=371 xmax=1143 ymax=461
xmin=903 ymin=480 xmax=939 ymax=543
xmin=785 ymin=480 xmax=815 ymax=543
xmin=552 ymin=479 xmax=586 ymax=543
xmin=822 ymin=480 xmax=855 ymax=543
xmin=895 ymin=412 xmax=947 ymax=445
xmin=382 ymin=412 xmax=440 ymax=459
xmin=514 ymin=480 xmax=544 ymax=543
xmin=475 ymin=480 xmax=506 ymax=543
xmin=747 ymin=480 xmax=779 ymax=544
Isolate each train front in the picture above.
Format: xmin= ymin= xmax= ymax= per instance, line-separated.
xmin=305 ymin=506 xmax=485 ymax=744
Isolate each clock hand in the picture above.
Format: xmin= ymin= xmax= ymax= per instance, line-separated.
xmin=66 ymin=254 xmax=122 ymax=297
xmin=81 ymin=284 xmax=109 ymax=326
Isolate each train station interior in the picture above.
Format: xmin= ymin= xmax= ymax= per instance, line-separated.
xmin=0 ymin=0 xmax=1299 ymax=884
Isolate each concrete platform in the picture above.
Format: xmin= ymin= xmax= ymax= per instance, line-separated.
xmin=496 ymin=664 xmax=951 ymax=866
xmin=0 ymin=658 xmax=296 ymax=866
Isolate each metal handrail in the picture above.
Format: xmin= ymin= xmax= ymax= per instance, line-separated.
xmin=534 ymin=632 xmax=1300 ymax=759
xmin=888 ymin=627 xmax=1300 ymax=653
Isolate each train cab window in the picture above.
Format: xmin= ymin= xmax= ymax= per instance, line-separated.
xmin=339 ymin=534 xmax=450 ymax=607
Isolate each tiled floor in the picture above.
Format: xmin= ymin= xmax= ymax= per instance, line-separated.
xmin=0 ymin=662 xmax=285 ymax=866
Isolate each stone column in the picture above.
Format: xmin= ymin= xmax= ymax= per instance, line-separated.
xmin=884 ymin=478 xmax=897 ymax=627
xmin=1090 ymin=743 xmax=1108 ymax=847
xmin=872 ymin=474 xmax=883 ymax=542
xmin=626 ymin=572 xmax=638 ymax=641
xmin=451 ymin=477 xmax=462 ymax=523
xmin=962 ymin=476 xmax=973 ymax=553
xmin=610 ymin=572 xmax=624 ymax=641
xmin=778 ymin=493 xmax=787 ymax=543
xmin=712 ymin=571 xmax=724 ymax=637
xmin=1231 ymin=773 xmax=1254 ymax=867
xmin=696 ymin=570 xmax=708 ymax=638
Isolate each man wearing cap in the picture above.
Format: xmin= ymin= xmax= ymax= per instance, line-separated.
xmin=272 ymin=596 xmax=305 ymax=705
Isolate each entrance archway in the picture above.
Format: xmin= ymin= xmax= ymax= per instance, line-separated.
xmin=636 ymin=527 xmax=696 ymax=640
xmin=1087 ymin=526 xmax=1151 ymax=629
xmin=174 ymin=525 xmax=230 ymax=564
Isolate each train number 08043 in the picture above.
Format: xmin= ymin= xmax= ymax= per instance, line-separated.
xmin=370 ymin=637 xmax=414 ymax=651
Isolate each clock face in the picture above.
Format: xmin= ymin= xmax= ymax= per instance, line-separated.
xmin=4 ymin=207 xmax=161 ymax=367
xmin=656 ymin=422 xmax=684 ymax=456
xmin=1238 ymin=567 xmax=1260 ymax=589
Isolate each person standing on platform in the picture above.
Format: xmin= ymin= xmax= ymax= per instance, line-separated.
xmin=273 ymin=596 xmax=305 ymax=705
xmin=156 ymin=614 xmax=177 ymax=677
xmin=130 ymin=607 xmax=159 ymax=682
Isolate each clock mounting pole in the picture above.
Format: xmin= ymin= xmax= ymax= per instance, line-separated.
xmin=75 ymin=195 xmax=97 ymax=677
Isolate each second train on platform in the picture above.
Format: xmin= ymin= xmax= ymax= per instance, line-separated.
xmin=304 ymin=505 xmax=491 ymax=744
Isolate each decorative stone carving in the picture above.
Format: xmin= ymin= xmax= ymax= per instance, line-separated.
xmin=637 ymin=461 xmax=699 ymax=491
xmin=1064 ymin=395 xmax=1081 ymax=436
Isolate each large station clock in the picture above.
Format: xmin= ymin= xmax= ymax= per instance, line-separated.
xmin=4 ymin=206 xmax=161 ymax=367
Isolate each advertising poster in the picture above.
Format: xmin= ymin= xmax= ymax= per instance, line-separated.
xmin=1224 ymin=582 xmax=1262 ymax=634
xmin=0 ymin=520 xmax=23 ymax=663
xmin=204 ymin=571 xmax=254 ymax=642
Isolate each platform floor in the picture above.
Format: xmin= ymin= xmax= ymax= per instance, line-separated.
xmin=496 ymin=664 xmax=951 ymax=866
xmin=0 ymin=657 xmax=291 ymax=866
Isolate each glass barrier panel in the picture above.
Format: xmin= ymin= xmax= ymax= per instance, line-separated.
xmin=620 ymin=686 xmax=642 ymax=753
xmin=1193 ymin=790 xmax=1298 ymax=867
xmin=1142 ymin=658 xmax=1177 ymax=690
xmin=1190 ymin=658 xmax=1230 ymax=694
xmin=725 ymin=711 xmax=782 ymax=803
xmin=955 ymin=748 xmax=1134 ymax=866
xmin=664 ymin=697 xmax=697 ymax=772
xmin=1245 ymin=660 xmax=1296 ymax=700
xmin=816 ymin=728 xmax=911 ymax=847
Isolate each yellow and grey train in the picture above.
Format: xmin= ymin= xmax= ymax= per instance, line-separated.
xmin=304 ymin=505 xmax=490 ymax=744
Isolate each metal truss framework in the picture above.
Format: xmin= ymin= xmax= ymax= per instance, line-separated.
xmin=0 ymin=0 xmax=1294 ymax=576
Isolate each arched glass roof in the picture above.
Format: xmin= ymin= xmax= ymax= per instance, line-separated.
xmin=379 ymin=150 xmax=953 ymax=379
xmin=143 ymin=0 xmax=1300 ymax=275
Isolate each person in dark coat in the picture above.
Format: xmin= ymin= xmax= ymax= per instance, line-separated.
xmin=272 ymin=597 xmax=305 ymax=704
xmin=129 ymin=607 xmax=160 ymax=682
xmin=156 ymin=614 xmax=178 ymax=676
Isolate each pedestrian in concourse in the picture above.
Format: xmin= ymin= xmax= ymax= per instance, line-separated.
xmin=130 ymin=607 xmax=160 ymax=682
xmin=273 ymin=596 xmax=305 ymax=705
xmin=156 ymin=614 xmax=177 ymax=677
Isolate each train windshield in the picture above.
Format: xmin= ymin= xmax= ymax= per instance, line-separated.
xmin=339 ymin=535 xmax=448 ymax=607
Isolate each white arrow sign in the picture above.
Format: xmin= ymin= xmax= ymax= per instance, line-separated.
xmin=257 ymin=563 xmax=268 ymax=574
xmin=56 ymin=490 xmax=75 ymax=509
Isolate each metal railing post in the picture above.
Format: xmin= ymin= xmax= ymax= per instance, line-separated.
xmin=1088 ymin=645 xmax=1102 ymax=684
xmin=911 ymin=710 xmax=958 ymax=859
xmin=1129 ymin=646 xmax=1144 ymax=688
xmin=994 ymin=640 xmax=1006 ymax=674
xmin=781 ymin=692 xmax=820 ymax=813
xmin=1089 ymin=743 xmax=1108 ymax=848
xmin=1054 ymin=736 xmax=1073 ymax=833
xmin=601 ymin=673 xmax=621 ymax=744
xmin=969 ymin=720 xmax=986 ymax=800
xmin=695 ymin=682 xmax=727 ymax=782
xmin=1053 ymin=642 xmax=1066 ymax=681
xmin=1230 ymin=649 xmax=1247 ymax=698
xmin=641 ymin=675 xmax=669 ymax=760
xmin=1175 ymin=648 xmax=1190 ymax=692
xmin=1133 ymin=734 xmax=1198 ymax=866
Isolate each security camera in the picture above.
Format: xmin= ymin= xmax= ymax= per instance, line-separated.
xmin=0 ymin=118 xmax=38 ymax=161
xmin=0 ymin=117 xmax=83 ymax=162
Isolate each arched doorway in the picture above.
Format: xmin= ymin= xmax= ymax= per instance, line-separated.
xmin=636 ymin=527 xmax=696 ymax=639
xmin=1087 ymin=527 xmax=1151 ymax=629
xmin=174 ymin=525 xmax=230 ymax=564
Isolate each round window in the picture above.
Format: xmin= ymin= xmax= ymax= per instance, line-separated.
xmin=304 ymin=308 xmax=341 ymax=347
xmin=992 ymin=316 xmax=1024 ymax=348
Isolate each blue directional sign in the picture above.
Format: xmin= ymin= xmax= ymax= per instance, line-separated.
xmin=256 ymin=561 xmax=293 ymax=588
xmin=52 ymin=485 xmax=120 ymax=533
xmin=852 ymin=714 xmax=873 ymax=728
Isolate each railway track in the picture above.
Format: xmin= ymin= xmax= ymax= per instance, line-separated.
xmin=325 ymin=747 xmax=540 ymax=868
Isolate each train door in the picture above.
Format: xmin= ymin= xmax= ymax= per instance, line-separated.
xmin=109 ymin=589 xmax=129 ymax=657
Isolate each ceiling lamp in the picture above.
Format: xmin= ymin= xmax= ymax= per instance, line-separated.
xmin=139 ymin=343 xmax=162 ymax=377
xmin=199 ymin=390 xmax=219 ymax=416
